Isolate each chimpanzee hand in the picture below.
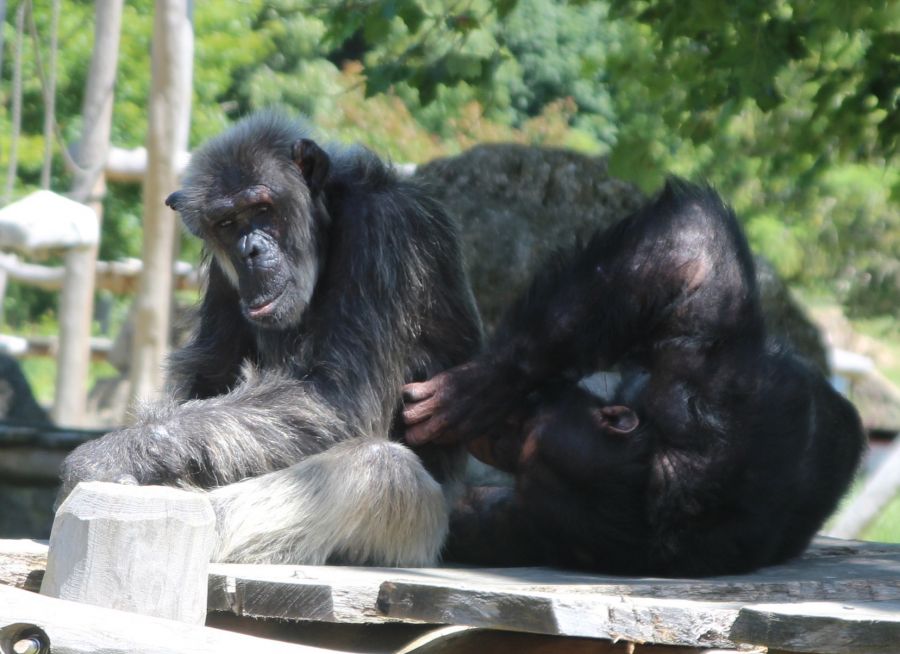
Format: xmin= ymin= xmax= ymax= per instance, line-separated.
xmin=56 ymin=425 xmax=172 ymax=506
xmin=56 ymin=434 xmax=144 ymax=506
xmin=403 ymin=366 xmax=470 ymax=446
xmin=402 ymin=359 xmax=536 ymax=466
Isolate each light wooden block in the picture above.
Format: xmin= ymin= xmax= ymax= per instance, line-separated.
xmin=40 ymin=481 xmax=215 ymax=624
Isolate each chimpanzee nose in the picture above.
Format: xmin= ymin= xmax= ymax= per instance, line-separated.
xmin=238 ymin=233 xmax=262 ymax=260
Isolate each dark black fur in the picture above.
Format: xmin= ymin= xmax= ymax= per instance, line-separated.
xmin=59 ymin=113 xmax=482 ymax=565
xmin=404 ymin=179 xmax=865 ymax=576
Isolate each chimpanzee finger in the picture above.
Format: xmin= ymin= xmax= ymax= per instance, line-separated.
xmin=405 ymin=416 xmax=446 ymax=445
xmin=402 ymin=380 xmax=437 ymax=403
xmin=403 ymin=394 xmax=440 ymax=426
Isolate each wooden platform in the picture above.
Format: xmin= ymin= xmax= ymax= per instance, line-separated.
xmin=2 ymin=536 xmax=899 ymax=653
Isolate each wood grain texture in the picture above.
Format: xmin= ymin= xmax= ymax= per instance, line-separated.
xmin=0 ymin=585 xmax=338 ymax=654
xmin=730 ymin=601 xmax=900 ymax=654
xmin=0 ymin=539 xmax=46 ymax=592
xmin=40 ymin=482 xmax=215 ymax=624
xmin=4 ymin=535 xmax=899 ymax=652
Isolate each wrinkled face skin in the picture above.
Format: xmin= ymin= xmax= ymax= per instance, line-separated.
xmin=204 ymin=183 xmax=318 ymax=329
xmin=166 ymin=135 xmax=329 ymax=331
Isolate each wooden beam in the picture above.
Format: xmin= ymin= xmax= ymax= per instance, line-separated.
xmin=0 ymin=539 xmax=46 ymax=592
xmin=105 ymin=146 xmax=190 ymax=182
xmin=730 ymin=601 xmax=900 ymax=654
xmin=129 ymin=0 xmax=194 ymax=406
xmin=3 ymin=536 xmax=900 ymax=652
xmin=0 ymin=253 xmax=198 ymax=294
xmin=0 ymin=585 xmax=340 ymax=654
xmin=396 ymin=625 xmax=752 ymax=653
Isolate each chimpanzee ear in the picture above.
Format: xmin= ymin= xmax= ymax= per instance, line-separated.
xmin=165 ymin=190 xmax=185 ymax=212
xmin=595 ymin=405 xmax=639 ymax=435
xmin=291 ymin=138 xmax=331 ymax=192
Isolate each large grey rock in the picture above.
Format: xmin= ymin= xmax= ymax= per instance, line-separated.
xmin=417 ymin=144 xmax=643 ymax=327
xmin=416 ymin=144 xmax=828 ymax=373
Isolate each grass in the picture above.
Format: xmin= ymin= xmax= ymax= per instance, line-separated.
xmin=862 ymin=493 xmax=900 ymax=542
xmin=852 ymin=315 xmax=900 ymax=387
xmin=21 ymin=357 xmax=119 ymax=408
xmin=844 ymin=315 xmax=900 ymax=543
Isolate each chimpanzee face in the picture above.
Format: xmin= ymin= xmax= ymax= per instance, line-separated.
xmin=166 ymin=129 xmax=331 ymax=330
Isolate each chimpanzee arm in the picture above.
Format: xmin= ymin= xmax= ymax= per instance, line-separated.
xmin=404 ymin=236 xmax=622 ymax=446
xmin=58 ymin=370 xmax=353 ymax=497
xmin=405 ymin=181 xmax=762 ymax=447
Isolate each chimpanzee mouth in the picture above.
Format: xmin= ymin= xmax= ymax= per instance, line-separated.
xmin=246 ymin=287 xmax=287 ymax=320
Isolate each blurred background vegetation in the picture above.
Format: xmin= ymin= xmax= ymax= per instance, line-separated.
xmin=0 ymin=0 xmax=898 ymax=542
xmin=0 ymin=0 xmax=897 ymax=387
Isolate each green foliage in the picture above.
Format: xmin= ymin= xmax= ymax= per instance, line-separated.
xmin=606 ymin=0 xmax=898 ymax=162
xmin=0 ymin=0 xmax=897 ymax=329
xmin=499 ymin=0 xmax=616 ymax=145
xmin=745 ymin=214 xmax=805 ymax=280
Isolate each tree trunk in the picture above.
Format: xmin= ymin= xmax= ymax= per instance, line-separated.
xmin=55 ymin=0 xmax=123 ymax=427
xmin=128 ymin=0 xmax=193 ymax=410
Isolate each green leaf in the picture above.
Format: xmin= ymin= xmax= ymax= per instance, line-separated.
xmin=446 ymin=11 xmax=479 ymax=33
xmin=496 ymin=0 xmax=519 ymax=20
xmin=397 ymin=1 xmax=426 ymax=32
xmin=363 ymin=16 xmax=392 ymax=44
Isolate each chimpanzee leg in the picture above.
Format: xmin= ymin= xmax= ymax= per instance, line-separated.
xmin=211 ymin=439 xmax=448 ymax=566
xmin=442 ymin=485 xmax=540 ymax=565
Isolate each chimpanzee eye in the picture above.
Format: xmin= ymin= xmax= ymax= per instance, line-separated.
xmin=217 ymin=219 xmax=234 ymax=230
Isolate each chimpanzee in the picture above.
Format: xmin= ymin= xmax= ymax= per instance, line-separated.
xmin=59 ymin=112 xmax=482 ymax=566
xmin=404 ymin=179 xmax=865 ymax=576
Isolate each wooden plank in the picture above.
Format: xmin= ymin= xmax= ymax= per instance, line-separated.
xmin=208 ymin=537 xmax=900 ymax=629
xmin=730 ymin=601 xmax=900 ymax=654
xmin=0 ymin=585 xmax=339 ymax=654
xmin=0 ymin=539 xmax=46 ymax=591
xmin=0 ymin=253 xmax=198 ymax=294
xmin=395 ymin=625 xmax=754 ymax=653
xmin=208 ymin=563 xmax=406 ymax=623
xmin=207 ymin=613 xmax=438 ymax=654
xmin=378 ymin=583 xmax=745 ymax=648
xmin=41 ymin=482 xmax=215 ymax=624
xmin=6 ymin=535 xmax=900 ymax=650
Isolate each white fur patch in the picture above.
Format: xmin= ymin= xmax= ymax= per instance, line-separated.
xmin=209 ymin=439 xmax=448 ymax=566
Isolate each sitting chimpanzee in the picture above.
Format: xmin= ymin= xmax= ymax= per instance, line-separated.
xmin=59 ymin=113 xmax=482 ymax=567
xmin=404 ymin=179 xmax=865 ymax=577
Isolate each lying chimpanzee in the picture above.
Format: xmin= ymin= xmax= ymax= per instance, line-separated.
xmin=404 ymin=179 xmax=865 ymax=576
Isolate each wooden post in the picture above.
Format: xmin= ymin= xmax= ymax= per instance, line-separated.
xmin=56 ymin=0 xmax=124 ymax=427
xmin=128 ymin=0 xmax=193 ymax=409
xmin=40 ymin=482 xmax=215 ymax=624
xmin=53 ymin=244 xmax=97 ymax=426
